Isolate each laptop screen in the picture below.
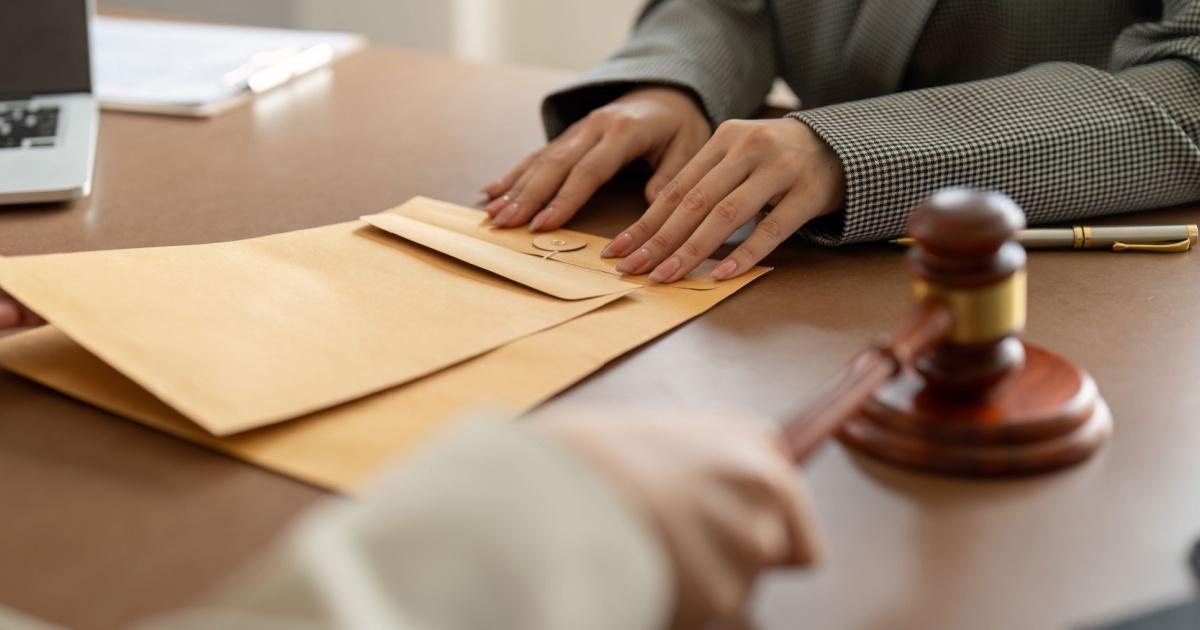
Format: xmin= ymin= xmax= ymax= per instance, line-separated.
xmin=0 ymin=0 xmax=91 ymax=99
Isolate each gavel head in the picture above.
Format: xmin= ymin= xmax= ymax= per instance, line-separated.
xmin=906 ymin=188 xmax=1028 ymax=399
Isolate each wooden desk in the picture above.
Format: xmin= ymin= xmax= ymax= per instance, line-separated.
xmin=1 ymin=47 xmax=1198 ymax=630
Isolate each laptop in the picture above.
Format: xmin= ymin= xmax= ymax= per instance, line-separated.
xmin=0 ymin=0 xmax=98 ymax=205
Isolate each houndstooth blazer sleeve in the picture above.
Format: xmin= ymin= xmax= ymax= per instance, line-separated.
xmin=791 ymin=1 xmax=1200 ymax=245
xmin=540 ymin=0 xmax=778 ymax=138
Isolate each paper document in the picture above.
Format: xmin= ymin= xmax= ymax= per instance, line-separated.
xmin=0 ymin=198 xmax=770 ymax=492
xmin=94 ymin=17 xmax=365 ymax=117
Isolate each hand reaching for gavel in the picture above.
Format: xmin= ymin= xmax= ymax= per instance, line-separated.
xmin=545 ymin=411 xmax=821 ymax=630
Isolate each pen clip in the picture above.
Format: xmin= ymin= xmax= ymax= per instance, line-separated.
xmin=1111 ymin=239 xmax=1193 ymax=253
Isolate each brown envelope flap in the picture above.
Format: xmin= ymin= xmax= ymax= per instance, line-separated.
xmin=359 ymin=213 xmax=638 ymax=300
xmin=387 ymin=196 xmax=731 ymax=290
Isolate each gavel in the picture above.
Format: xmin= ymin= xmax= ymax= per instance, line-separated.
xmin=784 ymin=188 xmax=1112 ymax=476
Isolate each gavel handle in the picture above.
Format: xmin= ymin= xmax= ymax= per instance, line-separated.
xmin=782 ymin=299 xmax=954 ymax=463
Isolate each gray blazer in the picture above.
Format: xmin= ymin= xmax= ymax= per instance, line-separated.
xmin=543 ymin=0 xmax=1200 ymax=245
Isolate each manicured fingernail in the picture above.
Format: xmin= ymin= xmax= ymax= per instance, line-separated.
xmin=649 ymin=256 xmax=681 ymax=283
xmin=485 ymin=195 xmax=509 ymax=216
xmin=617 ymin=247 xmax=651 ymax=274
xmin=602 ymin=232 xmax=634 ymax=258
xmin=648 ymin=183 xmax=664 ymax=199
xmin=529 ymin=206 xmax=556 ymax=232
xmin=491 ymin=201 xmax=519 ymax=226
xmin=711 ymin=259 xmax=738 ymax=280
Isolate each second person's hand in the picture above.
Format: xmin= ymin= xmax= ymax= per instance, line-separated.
xmin=0 ymin=290 xmax=42 ymax=330
xmin=481 ymin=86 xmax=712 ymax=232
xmin=542 ymin=410 xmax=820 ymax=629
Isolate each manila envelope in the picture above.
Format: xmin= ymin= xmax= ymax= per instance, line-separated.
xmin=0 ymin=197 xmax=768 ymax=492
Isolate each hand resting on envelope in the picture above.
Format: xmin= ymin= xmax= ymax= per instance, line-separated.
xmin=482 ymin=85 xmax=845 ymax=284
xmin=0 ymin=291 xmax=42 ymax=329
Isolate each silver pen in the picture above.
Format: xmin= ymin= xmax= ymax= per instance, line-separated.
xmin=892 ymin=224 xmax=1199 ymax=253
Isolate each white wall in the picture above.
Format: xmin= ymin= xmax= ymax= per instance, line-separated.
xmin=445 ymin=0 xmax=645 ymax=69
xmin=105 ymin=0 xmax=297 ymax=27
xmin=106 ymin=0 xmax=646 ymax=71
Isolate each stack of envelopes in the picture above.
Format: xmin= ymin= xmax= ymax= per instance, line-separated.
xmin=0 ymin=197 xmax=769 ymax=492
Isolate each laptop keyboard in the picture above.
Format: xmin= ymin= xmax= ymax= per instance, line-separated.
xmin=0 ymin=101 xmax=60 ymax=149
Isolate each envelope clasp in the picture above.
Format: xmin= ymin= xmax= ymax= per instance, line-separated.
xmin=532 ymin=235 xmax=587 ymax=253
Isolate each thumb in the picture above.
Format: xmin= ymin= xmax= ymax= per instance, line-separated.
xmin=0 ymin=300 xmax=19 ymax=328
xmin=644 ymin=137 xmax=694 ymax=204
xmin=776 ymin=471 xmax=823 ymax=567
xmin=0 ymin=291 xmax=43 ymax=329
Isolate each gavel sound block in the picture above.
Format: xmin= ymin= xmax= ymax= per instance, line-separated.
xmin=785 ymin=188 xmax=1111 ymax=476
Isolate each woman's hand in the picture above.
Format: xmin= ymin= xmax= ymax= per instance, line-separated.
xmin=604 ymin=118 xmax=845 ymax=282
xmin=0 ymin=291 xmax=42 ymax=329
xmin=481 ymin=87 xmax=711 ymax=232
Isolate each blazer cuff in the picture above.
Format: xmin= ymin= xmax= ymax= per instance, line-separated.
xmin=786 ymin=105 xmax=920 ymax=246
xmin=784 ymin=111 xmax=866 ymax=246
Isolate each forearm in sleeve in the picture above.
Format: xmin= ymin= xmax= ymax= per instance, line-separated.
xmin=136 ymin=421 xmax=671 ymax=630
xmin=788 ymin=2 xmax=1200 ymax=245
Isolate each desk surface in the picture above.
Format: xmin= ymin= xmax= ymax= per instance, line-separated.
xmin=1 ymin=46 xmax=1198 ymax=630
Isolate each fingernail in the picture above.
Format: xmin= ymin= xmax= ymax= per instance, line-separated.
xmin=485 ymin=195 xmax=509 ymax=216
xmin=491 ymin=201 xmax=519 ymax=226
xmin=649 ymin=256 xmax=682 ymax=283
xmin=711 ymin=259 xmax=738 ymax=280
xmin=648 ymin=183 xmax=664 ymax=200
xmin=601 ymin=232 xmax=633 ymax=258
xmin=617 ymin=247 xmax=651 ymax=274
xmin=481 ymin=181 xmax=501 ymax=195
xmin=529 ymin=206 xmax=556 ymax=232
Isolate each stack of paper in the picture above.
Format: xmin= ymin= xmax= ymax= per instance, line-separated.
xmin=94 ymin=17 xmax=365 ymax=117
xmin=0 ymin=198 xmax=769 ymax=492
